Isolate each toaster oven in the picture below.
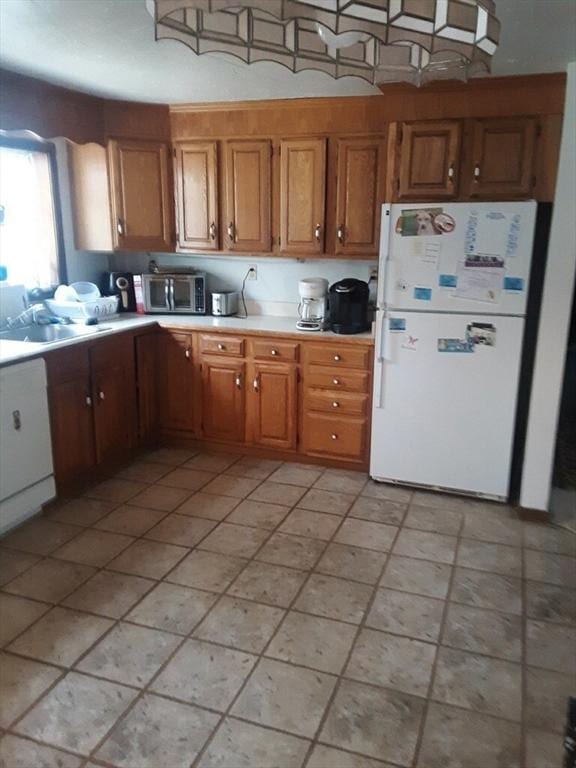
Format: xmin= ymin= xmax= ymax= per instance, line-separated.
xmin=142 ymin=273 xmax=206 ymax=314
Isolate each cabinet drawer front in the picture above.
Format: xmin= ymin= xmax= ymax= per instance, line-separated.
xmin=303 ymin=412 xmax=366 ymax=461
xmin=304 ymin=344 xmax=371 ymax=369
xmin=305 ymin=390 xmax=367 ymax=416
xmin=250 ymin=339 xmax=299 ymax=362
xmin=306 ymin=366 xmax=369 ymax=393
xmin=199 ymin=334 xmax=244 ymax=357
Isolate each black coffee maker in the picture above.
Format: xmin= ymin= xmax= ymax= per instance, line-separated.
xmin=102 ymin=272 xmax=136 ymax=312
xmin=328 ymin=279 xmax=370 ymax=334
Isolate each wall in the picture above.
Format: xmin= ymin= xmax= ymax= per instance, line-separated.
xmin=520 ymin=62 xmax=576 ymax=512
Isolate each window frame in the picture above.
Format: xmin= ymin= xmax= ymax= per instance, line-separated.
xmin=0 ymin=135 xmax=67 ymax=288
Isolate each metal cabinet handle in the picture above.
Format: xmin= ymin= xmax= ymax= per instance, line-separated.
xmin=448 ymin=163 xmax=455 ymax=181
xmin=210 ymin=221 xmax=217 ymax=240
xmin=253 ymin=375 xmax=259 ymax=392
xmin=85 ymin=395 xmax=92 ymax=407
xmin=185 ymin=348 xmax=191 ymax=360
xmin=271 ymin=349 xmax=278 ymax=356
xmin=334 ymin=354 xmax=341 ymax=362
xmin=218 ymin=343 xmax=225 ymax=351
xmin=227 ymin=222 xmax=235 ymax=241
xmin=164 ymin=282 xmax=171 ymax=311
xmin=117 ymin=218 xmax=124 ymax=236
xmin=235 ymin=373 xmax=242 ymax=389
xmin=331 ymin=433 xmax=338 ymax=440
xmin=337 ymin=226 xmax=344 ymax=243
xmin=314 ymin=223 xmax=322 ymax=242
xmin=98 ymin=390 xmax=105 ymax=401
xmin=332 ymin=401 xmax=339 ymax=408
xmin=12 ymin=410 xmax=21 ymax=430
xmin=474 ymin=163 xmax=481 ymax=181
xmin=333 ymin=378 xmax=340 ymax=385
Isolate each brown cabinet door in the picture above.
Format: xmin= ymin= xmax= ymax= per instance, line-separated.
xmin=466 ymin=118 xmax=538 ymax=198
xmin=302 ymin=411 xmax=366 ymax=462
xmin=159 ymin=331 xmax=195 ymax=432
xmin=135 ymin=333 xmax=159 ymax=445
xmin=201 ymin=358 xmax=245 ymax=443
xmin=224 ymin=140 xmax=271 ymax=251
xmin=250 ymin=362 xmax=297 ymax=451
xmin=48 ymin=376 xmax=95 ymax=491
xmin=280 ymin=138 xmax=326 ymax=254
xmin=174 ymin=141 xmax=219 ymax=250
xmin=108 ymin=139 xmax=173 ymax=251
xmin=397 ymin=121 xmax=461 ymax=200
xmin=335 ymin=136 xmax=386 ymax=256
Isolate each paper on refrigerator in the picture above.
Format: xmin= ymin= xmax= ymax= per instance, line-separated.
xmin=453 ymin=260 xmax=504 ymax=303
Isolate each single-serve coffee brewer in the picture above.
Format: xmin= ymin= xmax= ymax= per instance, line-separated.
xmin=296 ymin=277 xmax=328 ymax=332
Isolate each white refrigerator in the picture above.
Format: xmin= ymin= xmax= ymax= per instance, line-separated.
xmin=370 ymin=201 xmax=538 ymax=500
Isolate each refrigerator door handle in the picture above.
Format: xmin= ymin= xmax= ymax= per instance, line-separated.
xmin=374 ymin=310 xmax=387 ymax=409
xmin=377 ymin=205 xmax=391 ymax=308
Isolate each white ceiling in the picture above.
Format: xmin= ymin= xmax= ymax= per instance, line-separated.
xmin=0 ymin=0 xmax=575 ymax=104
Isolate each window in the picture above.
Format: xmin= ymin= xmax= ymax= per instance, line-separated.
xmin=0 ymin=138 xmax=66 ymax=290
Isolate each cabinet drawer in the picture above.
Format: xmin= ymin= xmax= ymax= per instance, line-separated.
xmin=303 ymin=412 xmax=366 ymax=461
xmin=306 ymin=366 xmax=369 ymax=393
xmin=250 ymin=339 xmax=299 ymax=362
xmin=304 ymin=344 xmax=371 ymax=370
xmin=199 ymin=334 xmax=244 ymax=357
xmin=305 ymin=389 xmax=367 ymax=417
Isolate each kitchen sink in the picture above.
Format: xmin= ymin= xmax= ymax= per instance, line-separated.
xmin=0 ymin=324 xmax=111 ymax=343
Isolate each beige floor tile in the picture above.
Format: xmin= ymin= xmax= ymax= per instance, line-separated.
xmin=418 ymin=702 xmax=521 ymax=768
xmin=349 ymin=497 xmax=407 ymax=526
xmin=367 ymin=588 xmax=444 ymax=642
xmin=52 ymin=529 xmax=133 ymax=567
xmin=451 ymin=567 xmax=522 ymax=615
xmin=116 ymin=461 xmax=172 ymax=483
xmin=294 ymin=573 xmax=372 ymax=624
xmin=224 ymin=456 xmax=282 ymax=480
xmin=167 ymin=549 xmax=247 ymax=592
xmin=461 ymin=511 xmax=523 ymax=547
xmin=183 ymin=451 xmax=241 ymax=473
xmin=0 ymin=548 xmax=41 ymax=587
xmin=525 ymin=580 xmax=576 ymax=625
xmin=393 ymin=529 xmax=457 ymax=564
xmin=266 ymin=611 xmax=357 ymax=674
xmin=8 ymin=606 xmax=112 ymax=667
xmin=126 ymin=582 xmax=217 ymax=634
xmin=0 ymin=734 xmax=82 ymax=768
xmin=308 ymin=745 xmax=389 ymax=768
xmin=228 ymin=561 xmax=307 ymax=607
xmin=334 ymin=519 xmax=397 ymax=553
xmin=226 ymin=499 xmax=291 ymax=529
xmin=279 ymin=509 xmax=341 ymax=541
xmin=0 ymin=593 xmax=50 ymax=647
xmin=443 ymin=604 xmax=522 ymax=661
xmin=525 ymin=729 xmax=564 ymax=768
xmin=151 ymin=638 xmax=256 ymax=711
xmin=194 ymin=596 xmax=284 ymax=653
xmin=256 ymin=532 xmax=326 ymax=570
xmin=457 ymin=539 xmax=522 ymax=577
xmin=525 ymin=667 xmax=576 ymax=733
xmin=157 ymin=467 xmax=217 ymax=491
xmin=0 ymin=652 xmax=61 ymax=727
xmin=404 ymin=505 xmax=462 ymax=536
xmin=3 ymin=559 xmax=96 ymax=603
xmin=96 ymin=693 xmax=219 ymax=768
xmin=1 ymin=518 xmax=80 ymax=556
xmin=107 ymin=539 xmax=188 ymax=580
xmin=84 ymin=478 xmax=147 ymax=503
xmin=411 ymin=490 xmax=486 ymax=513
xmin=45 ymin=498 xmax=117 ymax=527
xmin=199 ymin=522 xmax=270 ymax=558
xmin=231 ymin=657 xmax=336 ymax=738
xmin=380 ymin=556 xmax=452 ymax=599
xmin=202 ymin=475 xmax=262 ymax=499
xmin=432 ymin=647 xmax=522 ymax=721
xmin=298 ymin=488 xmax=355 ymax=516
xmin=175 ymin=492 xmax=240 ymax=521
xmin=144 ymin=513 xmax=217 ymax=547
xmin=268 ymin=464 xmax=323 ymax=487
xmin=248 ymin=481 xmax=307 ymax=506
xmin=526 ymin=620 xmax=576 ymax=673
xmin=77 ymin=622 xmax=180 ymax=687
xmin=94 ymin=504 xmax=167 ymax=536
xmin=63 ymin=571 xmax=153 ymax=619
xmin=523 ymin=523 xmax=576 ymax=556
xmin=361 ymin=480 xmax=412 ymax=504
xmin=15 ymin=670 xmax=137 ymax=754
xmin=314 ymin=469 xmax=367 ymax=496
xmin=346 ymin=627 xmax=436 ymax=696
xmin=316 ymin=543 xmax=386 ymax=585
xmin=145 ymin=447 xmax=197 ymax=465
xmin=127 ymin=484 xmax=193 ymax=512
xmin=200 ymin=718 xmax=309 ymax=768
xmin=524 ymin=550 xmax=576 ymax=587
xmin=319 ymin=678 xmax=424 ymax=765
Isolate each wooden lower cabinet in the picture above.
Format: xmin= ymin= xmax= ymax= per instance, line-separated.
xmin=302 ymin=411 xmax=367 ymax=461
xmin=135 ymin=332 xmax=159 ymax=444
xmin=249 ymin=362 xmax=297 ymax=451
xmin=160 ymin=331 xmax=195 ymax=432
xmin=201 ymin=358 xmax=245 ymax=442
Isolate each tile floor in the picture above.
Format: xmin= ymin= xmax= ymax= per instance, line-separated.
xmin=0 ymin=448 xmax=575 ymax=768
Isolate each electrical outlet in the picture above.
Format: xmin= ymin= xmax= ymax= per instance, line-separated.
xmin=247 ymin=265 xmax=258 ymax=280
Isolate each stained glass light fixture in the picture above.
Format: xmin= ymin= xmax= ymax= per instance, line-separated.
xmin=152 ymin=0 xmax=500 ymax=86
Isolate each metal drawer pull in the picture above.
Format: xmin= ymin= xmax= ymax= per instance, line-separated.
xmin=12 ymin=410 xmax=21 ymax=430
xmin=331 ymin=433 xmax=338 ymax=440
xmin=235 ymin=374 xmax=242 ymax=389
xmin=253 ymin=376 xmax=259 ymax=392
xmin=210 ymin=221 xmax=217 ymax=240
xmin=227 ymin=222 xmax=235 ymax=240
xmin=333 ymin=378 xmax=340 ymax=385
xmin=99 ymin=390 xmax=105 ymax=401
xmin=185 ymin=348 xmax=191 ymax=359
xmin=334 ymin=354 xmax=341 ymax=361
xmin=448 ymin=163 xmax=455 ymax=181
xmin=337 ymin=226 xmax=344 ymax=243
xmin=85 ymin=395 xmax=92 ymax=407
xmin=314 ymin=223 xmax=322 ymax=241
xmin=218 ymin=343 xmax=225 ymax=351
xmin=474 ymin=163 xmax=481 ymax=180
xmin=117 ymin=218 xmax=124 ymax=236
xmin=332 ymin=401 xmax=339 ymax=408
xmin=271 ymin=349 xmax=278 ymax=356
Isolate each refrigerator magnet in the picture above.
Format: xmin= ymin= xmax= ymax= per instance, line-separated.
xmin=438 ymin=274 xmax=457 ymax=288
xmin=503 ymin=276 xmax=524 ymax=292
xmin=466 ymin=323 xmax=496 ymax=347
xmin=389 ymin=318 xmax=406 ymax=331
xmin=413 ymin=287 xmax=432 ymax=301
xmin=438 ymin=338 xmax=474 ymax=353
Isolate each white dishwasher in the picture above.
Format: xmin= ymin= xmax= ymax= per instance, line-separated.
xmin=0 ymin=358 xmax=55 ymax=534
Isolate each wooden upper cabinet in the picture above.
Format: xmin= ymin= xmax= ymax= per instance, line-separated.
xmin=250 ymin=362 xmax=297 ymax=451
xmin=174 ymin=141 xmax=219 ymax=250
xmin=397 ymin=121 xmax=461 ymax=200
xmin=108 ymin=138 xmax=173 ymax=251
xmin=224 ymin=140 xmax=271 ymax=252
xmin=335 ymin=136 xmax=386 ymax=256
xmin=465 ymin=117 xmax=538 ymax=198
xmin=201 ymin=358 xmax=245 ymax=443
xmin=280 ymin=138 xmax=326 ymax=255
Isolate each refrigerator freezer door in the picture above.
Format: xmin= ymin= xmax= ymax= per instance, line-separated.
xmin=370 ymin=311 xmax=524 ymax=499
xmin=384 ymin=201 xmax=537 ymax=315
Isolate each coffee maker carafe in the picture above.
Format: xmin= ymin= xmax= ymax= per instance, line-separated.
xmin=296 ymin=278 xmax=328 ymax=332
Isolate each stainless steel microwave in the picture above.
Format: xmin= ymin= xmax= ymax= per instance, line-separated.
xmin=142 ymin=273 xmax=206 ymax=314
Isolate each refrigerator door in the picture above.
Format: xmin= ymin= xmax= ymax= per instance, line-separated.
xmin=382 ymin=201 xmax=537 ymax=315
xmin=370 ymin=310 xmax=524 ymax=499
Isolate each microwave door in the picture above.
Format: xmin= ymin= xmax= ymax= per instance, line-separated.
xmin=171 ymin=277 xmax=194 ymax=312
xmin=146 ymin=277 xmax=171 ymax=312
